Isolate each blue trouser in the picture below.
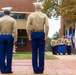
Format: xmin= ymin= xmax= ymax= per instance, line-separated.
xmin=67 ymin=46 xmax=71 ymax=55
xmin=0 ymin=60 xmax=1 ymax=70
xmin=51 ymin=46 xmax=54 ymax=54
xmin=0 ymin=35 xmax=13 ymax=73
xmin=54 ymin=46 xmax=57 ymax=55
xmin=31 ymin=32 xmax=45 ymax=73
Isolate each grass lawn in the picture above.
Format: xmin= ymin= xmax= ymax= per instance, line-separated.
xmin=13 ymin=52 xmax=59 ymax=60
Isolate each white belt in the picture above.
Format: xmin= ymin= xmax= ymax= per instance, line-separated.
xmin=0 ymin=33 xmax=11 ymax=35
xmin=32 ymin=30 xmax=44 ymax=32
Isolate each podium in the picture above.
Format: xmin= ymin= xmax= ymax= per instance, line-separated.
xmin=58 ymin=45 xmax=66 ymax=54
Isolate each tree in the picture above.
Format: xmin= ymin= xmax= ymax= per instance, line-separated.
xmin=43 ymin=0 xmax=60 ymax=18
xmin=53 ymin=31 xmax=59 ymax=38
xmin=46 ymin=37 xmax=52 ymax=51
xmin=45 ymin=32 xmax=59 ymax=52
xmin=59 ymin=0 xmax=76 ymax=20
xmin=59 ymin=0 xmax=76 ymax=16
xmin=37 ymin=0 xmax=76 ymax=20
xmin=33 ymin=0 xmax=60 ymax=18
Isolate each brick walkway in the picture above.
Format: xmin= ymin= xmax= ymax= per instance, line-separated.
xmin=2 ymin=60 xmax=76 ymax=75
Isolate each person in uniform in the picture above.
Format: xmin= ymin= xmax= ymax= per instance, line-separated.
xmin=0 ymin=7 xmax=17 ymax=74
xmin=51 ymin=36 xmax=58 ymax=55
xmin=65 ymin=36 xmax=68 ymax=54
xmin=51 ymin=37 xmax=55 ymax=54
xmin=13 ymin=44 xmax=16 ymax=54
xmin=54 ymin=37 xmax=58 ymax=55
xmin=26 ymin=2 xmax=49 ymax=74
xmin=50 ymin=37 xmax=55 ymax=54
xmin=73 ymin=36 xmax=75 ymax=51
xmin=57 ymin=38 xmax=62 ymax=55
xmin=75 ymin=29 xmax=76 ymax=50
xmin=66 ymin=37 xmax=72 ymax=55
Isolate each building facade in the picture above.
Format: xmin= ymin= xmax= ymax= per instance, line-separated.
xmin=60 ymin=17 xmax=75 ymax=38
xmin=59 ymin=16 xmax=76 ymax=50
xmin=0 ymin=0 xmax=34 ymax=52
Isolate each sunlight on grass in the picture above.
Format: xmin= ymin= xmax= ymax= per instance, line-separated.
xmin=13 ymin=52 xmax=32 ymax=60
xmin=13 ymin=52 xmax=59 ymax=60
xmin=45 ymin=54 xmax=59 ymax=60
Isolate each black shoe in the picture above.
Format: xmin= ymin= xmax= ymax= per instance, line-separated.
xmin=55 ymin=54 xmax=57 ymax=55
xmin=34 ymin=72 xmax=39 ymax=74
xmin=63 ymin=53 xmax=65 ymax=55
xmin=68 ymin=54 xmax=71 ymax=55
xmin=5 ymin=71 xmax=13 ymax=74
xmin=58 ymin=53 xmax=60 ymax=55
xmin=38 ymin=72 xmax=43 ymax=74
xmin=1 ymin=72 xmax=6 ymax=74
xmin=34 ymin=72 xmax=43 ymax=74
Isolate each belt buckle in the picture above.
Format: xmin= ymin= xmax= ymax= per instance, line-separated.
xmin=2 ymin=33 xmax=9 ymax=35
xmin=3 ymin=33 xmax=5 ymax=35
xmin=6 ymin=33 xmax=9 ymax=35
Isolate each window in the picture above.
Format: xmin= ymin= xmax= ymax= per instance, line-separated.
xmin=0 ymin=13 xmax=4 ymax=17
xmin=10 ymin=13 xmax=26 ymax=20
xmin=18 ymin=14 xmax=26 ymax=19
xmin=10 ymin=13 xmax=17 ymax=19
xmin=16 ymin=38 xmax=26 ymax=46
xmin=0 ymin=12 xmax=26 ymax=20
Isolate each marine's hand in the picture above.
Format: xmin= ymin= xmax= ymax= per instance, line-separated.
xmin=75 ymin=45 xmax=76 ymax=50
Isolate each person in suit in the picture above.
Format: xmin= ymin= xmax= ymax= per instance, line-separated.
xmin=0 ymin=7 xmax=17 ymax=74
xmin=26 ymin=2 xmax=49 ymax=74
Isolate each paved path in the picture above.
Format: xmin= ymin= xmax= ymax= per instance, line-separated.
xmin=0 ymin=60 xmax=75 ymax=75
xmin=54 ymin=55 xmax=76 ymax=60
xmin=0 ymin=52 xmax=76 ymax=75
xmin=46 ymin=52 xmax=76 ymax=60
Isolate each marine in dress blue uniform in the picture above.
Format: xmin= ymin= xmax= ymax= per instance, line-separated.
xmin=51 ymin=37 xmax=55 ymax=54
xmin=54 ymin=37 xmax=58 ymax=55
xmin=66 ymin=37 xmax=72 ymax=55
xmin=26 ymin=2 xmax=49 ymax=74
xmin=0 ymin=7 xmax=17 ymax=74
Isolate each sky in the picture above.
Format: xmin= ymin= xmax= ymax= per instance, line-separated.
xmin=48 ymin=17 xmax=61 ymax=38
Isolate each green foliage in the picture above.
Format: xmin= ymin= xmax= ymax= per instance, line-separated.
xmin=42 ymin=0 xmax=59 ymax=18
xmin=13 ymin=52 xmax=32 ymax=59
xmin=38 ymin=0 xmax=76 ymax=20
xmin=13 ymin=52 xmax=58 ymax=60
xmin=45 ymin=32 xmax=59 ymax=52
xmin=45 ymin=54 xmax=59 ymax=60
xmin=46 ymin=37 xmax=52 ymax=51
xmin=59 ymin=0 xmax=76 ymax=16
xmin=53 ymin=31 xmax=59 ymax=38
